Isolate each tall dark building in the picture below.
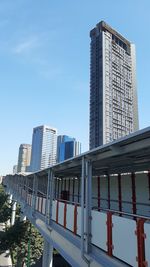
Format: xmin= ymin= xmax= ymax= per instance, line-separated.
xmin=89 ymin=21 xmax=139 ymax=149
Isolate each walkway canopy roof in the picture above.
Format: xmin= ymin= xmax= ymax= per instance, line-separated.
xmin=28 ymin=127 xmax=150 ymax=178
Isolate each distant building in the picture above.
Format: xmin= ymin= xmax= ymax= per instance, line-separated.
xmin=17 ymin=144 xmax=31 ymax=173
xmin=30 ymin=125 xmax=57 ymax=172
xmin=13 ymin=165 xmax=18 ymax=174
xmin=0 ymin=176 xmax=3 ymax=184
xmin=57 ymin=135 xmax=81 ymax=163
xmin=89 ymin=21 xmax=139 ymax=149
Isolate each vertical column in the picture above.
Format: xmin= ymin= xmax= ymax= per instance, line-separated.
xmin=147 ymin=171 xmax=150 ymax=200
xmin=73 ymin=204 xmax=78 ymax=235
xmin=85 ymin=159 xmax=92 ymax=254
xmin=57 ymin=178 xmax=60 ymax=199
xmin=42 ymin=239 xmax=53 ymax=267
xmin=11 ymin=200 xmax=17 ymax=226
xmin=72 ymin=178 xmax=75 ymax=202
xmin=131 ymin=172 xmax=137 ymax=215
xmin=46 ymin=169 xmax=54 ymax=226
xmin=7 ymin=194 xmax=12 ymax=226
xmin=106 ymin=212 xmax=113 ymax=256
xmin=8 ymin=194 xmax=12 ymax=204
xmin=81 ymin=157 xmax=91 ymax=266
xmin=45 ymin=170 xmax=51 ymax=224
xmin=54 ymin=178 xmax=57 ymax=199
xmin=118 ymin=174 xmax=122 ymax=215
xmin=64 ymin=178 xmax=66 ymax=191
xmin=56 ymin=200 xmax=59 ymax=223
xmin=136 ymin=218 xmax=146 ymax=267
xmin=31 ymin=174 xmax=38 ymax=215
xmin=81 ymin=157 xmax=85 ymax=257
xmin=25 ymin=176 xmax=29 ymax=202
xmin=61 ymin=178 xmax=63 ymax=199
xmin=78 ymin=177 xmax=80 ymax=204
xmin=97 ymin=176 xmax=100 ymax=211
xmin=68 ymin=178 xmax=70 ymax=201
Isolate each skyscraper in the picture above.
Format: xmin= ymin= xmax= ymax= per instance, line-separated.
xmin=89 ymin=21 xmax=139 ymax=149
xmin=57 ymin=135 xmax=81 ymax=163
xmin=30 ymin=125 xmax=57 ymax=172
xmin=17 ymin=144 xmax=31 ymax=173
xmin=13 ymin=165 xmax=18 ymax=174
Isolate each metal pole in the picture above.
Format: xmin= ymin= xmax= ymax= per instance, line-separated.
xmin=81 ymin=157 xmax=91 ymax=266
xmin=49 ymin=170 xmax=54 ymax=226
xmin=81 ymin=156 xmax=85 ymax=257
xmin=46 ymin=170 xmax=51 ymax=224
xmin=32 ymin=175 xmax=38 ymax=215
xmin=8 ymin=194 xmax=12 ymax=204
xmin=42 ymin=239 xmax=53 ymax=267
xmin=85 ymin=160 xmax=92 ymax=254
xmin=11 ymin=200 xmax=17 ymax=226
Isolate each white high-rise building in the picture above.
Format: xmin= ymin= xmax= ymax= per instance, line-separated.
xmin=30 ymin=125 xmax=57 ymax=172
xmin=90 ymin=21 xmax=139 ymax=149
xmin=17 ymin=144 xmax=31 ymax=173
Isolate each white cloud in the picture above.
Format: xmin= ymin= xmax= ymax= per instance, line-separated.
xmin=13 ymin=36 xmax=39 ymax=55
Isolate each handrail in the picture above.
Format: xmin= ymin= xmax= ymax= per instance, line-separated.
xmin=92 ymin=206 xmax=150 ymax=220
xmin=92 ymin=196 xmax=150 ymax=207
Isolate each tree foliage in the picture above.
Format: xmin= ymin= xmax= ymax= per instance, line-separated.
xmin=0 ymin=184 xmax=12 ymax=223
xmin=0 ymin=184 xmax=43 ymax=266
xmin=11 ymin=221 xmax=43 ymax=266
xmin=0 ymin=220 xmax=43 ymax=266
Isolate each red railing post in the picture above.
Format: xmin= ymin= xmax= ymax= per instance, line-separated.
xmin=136 ymin=218 xmax=147 ymax=267
xmin=73 ymin=204 xmax=78 ymax=235
xmin=64 ymin=202 xmax=67 ymax=228
xmin=106 ymin=212 xmax=113 ymax=256
xmin=56 ymin=200 xmax=59 ymax=223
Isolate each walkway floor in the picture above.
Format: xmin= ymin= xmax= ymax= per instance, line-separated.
xmin=0 ymin=223 xmax=12 ymax=267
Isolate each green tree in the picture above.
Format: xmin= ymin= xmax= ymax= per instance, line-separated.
xmin=11 ymin=221 xmax=43 ymax=266
xmin=0 ymin=219 xmax=43 ymax=266
xmin=0 ymin=184 xmax=12 ymax=223
xmin=0 ymin=184 xmax=43 ymax=266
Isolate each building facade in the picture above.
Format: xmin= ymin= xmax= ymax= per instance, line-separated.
xmin=57 ymin=135 xmax=81 ymax=163
xmin=30 ymin=125 xmax=57 ymax=172
xmin=89 ymin=21 xmax=139 ymax=149
xmin=13 ymin=165 xmax=18 ymax=174
xmin=17 ymin=144 xmax=31 ymax=173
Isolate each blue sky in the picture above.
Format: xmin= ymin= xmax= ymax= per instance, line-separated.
xmin=0 ymin=0 xmax=150 ymax=175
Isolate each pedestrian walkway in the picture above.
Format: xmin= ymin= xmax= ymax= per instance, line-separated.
xmin=0 ymin=223 xmax=12 ymax=267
